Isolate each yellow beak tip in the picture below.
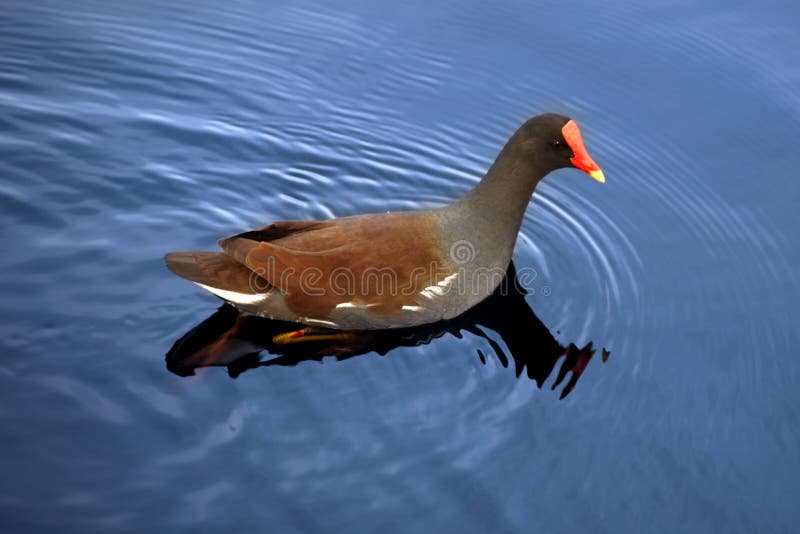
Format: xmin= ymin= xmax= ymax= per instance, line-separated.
xmin=589 ymin=169 xmax=605 ymax=183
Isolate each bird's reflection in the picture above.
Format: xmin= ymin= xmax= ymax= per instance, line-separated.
xmin=166 ymin=263 xmax=609 ymax=398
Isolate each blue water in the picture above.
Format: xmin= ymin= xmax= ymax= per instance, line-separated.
xmin=2 ymin=0 xmax=799 ymax=531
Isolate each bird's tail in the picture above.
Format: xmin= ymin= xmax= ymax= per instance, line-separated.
xmin=165 ymin=251 xmax=270 ymax=304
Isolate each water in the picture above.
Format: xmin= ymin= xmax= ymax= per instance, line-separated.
xmin=1 ymin=0 xmax=798 ymax=531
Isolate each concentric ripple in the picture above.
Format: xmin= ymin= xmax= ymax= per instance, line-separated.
xmin=1 ymin=0 xmax=799 ymax=531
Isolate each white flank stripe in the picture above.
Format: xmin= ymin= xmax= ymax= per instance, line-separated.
xmin=438 ymin=273 xmax=458 ymax=287
xmin=424 ymin=285 xmax=446 ymax=296
xmin=304 ymin=318 xmax=339 ymax=328
xmin=335 ymin=301 xmax=380 ymax=309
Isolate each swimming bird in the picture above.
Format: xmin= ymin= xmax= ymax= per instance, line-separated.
xmin=165 ymin=113 xmax=604 ymax=342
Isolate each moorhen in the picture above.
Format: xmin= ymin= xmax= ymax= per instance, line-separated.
xmin=166 ymin=113 xmax=604 ymax=341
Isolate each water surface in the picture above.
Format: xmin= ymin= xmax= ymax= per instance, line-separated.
xmin=1 ymin=0 xmax=799 ymax=531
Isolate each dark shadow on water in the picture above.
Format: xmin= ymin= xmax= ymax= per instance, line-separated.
xmin=166 ymin=263 xmax=609 ymax=399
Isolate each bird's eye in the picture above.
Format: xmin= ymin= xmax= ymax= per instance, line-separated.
xmin=550 ymin=139 xmax=562 ymax=148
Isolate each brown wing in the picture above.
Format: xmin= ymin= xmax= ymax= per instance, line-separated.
xmin=223 ymin=220 xmax=329 ymax=248
xmin=218 ymin=213 xmax=449 ymax=317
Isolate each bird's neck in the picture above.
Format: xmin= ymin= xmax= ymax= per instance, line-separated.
xmin=451 ymin=146 xmax=547 ymax=247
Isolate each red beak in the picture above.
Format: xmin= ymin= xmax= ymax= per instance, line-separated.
xmin=562 ymin=120 xmax=605 ymax=183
